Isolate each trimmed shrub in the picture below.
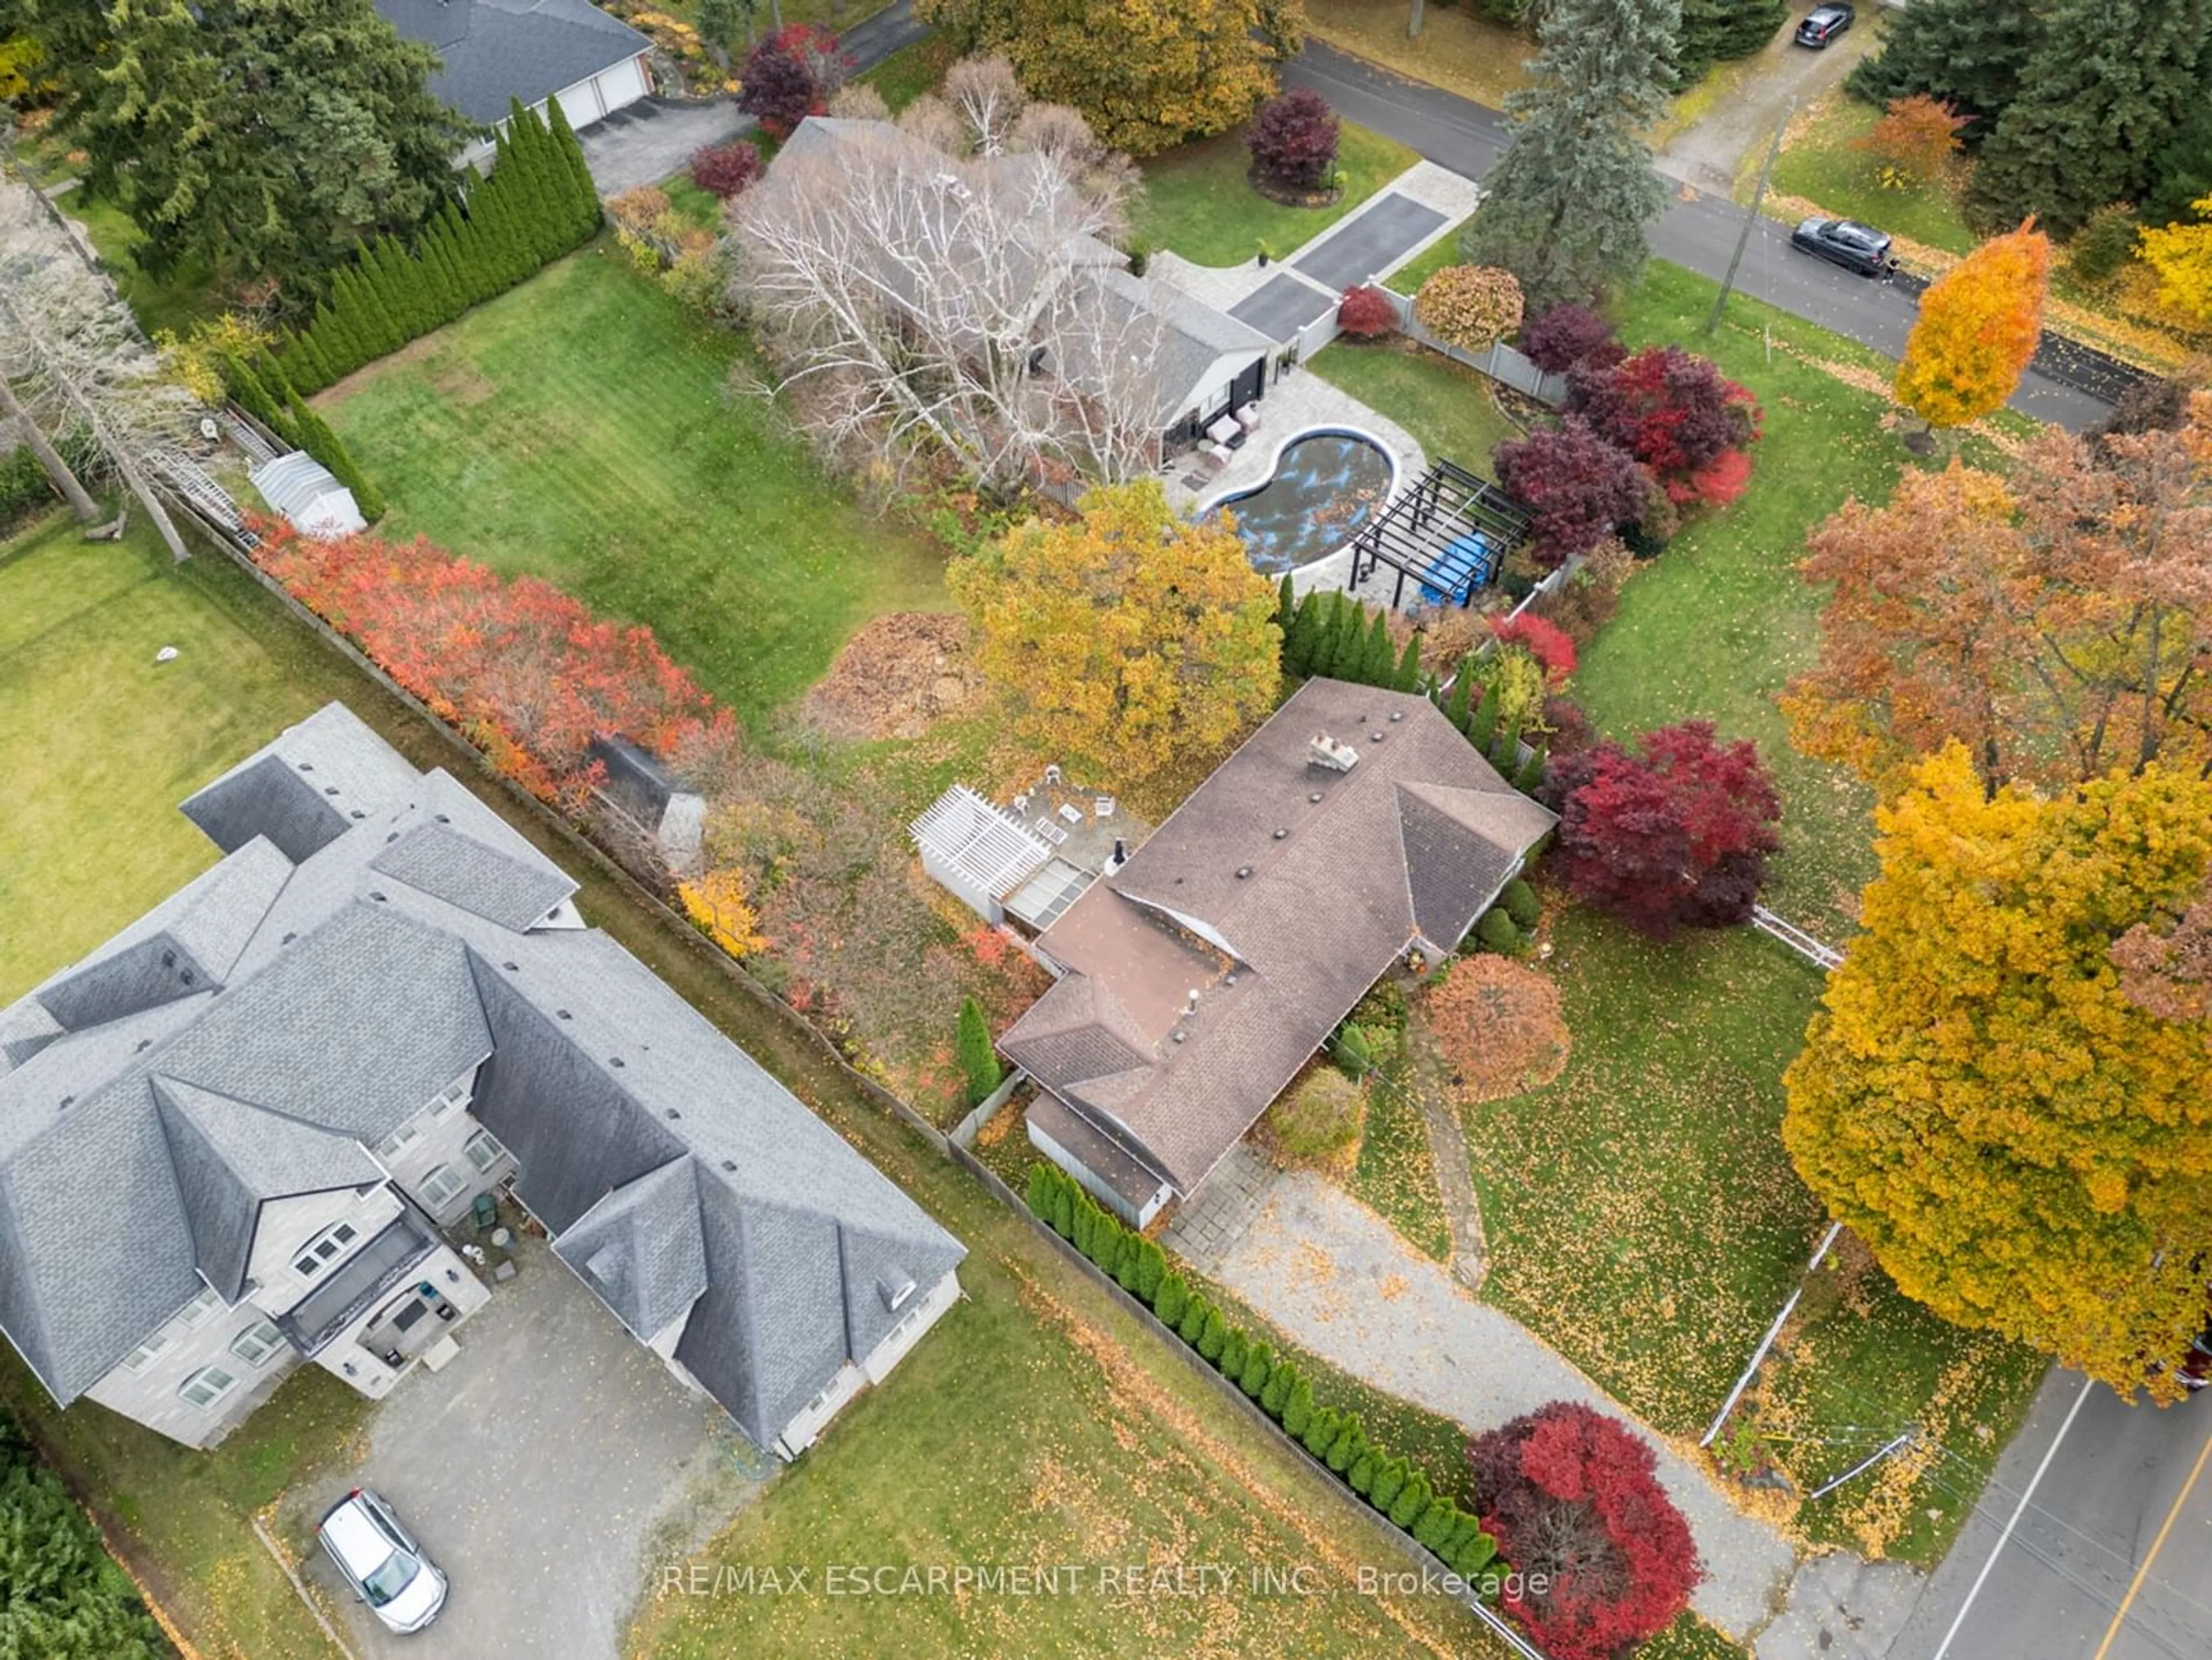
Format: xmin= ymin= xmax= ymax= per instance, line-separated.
xmin=1476 ymin=908 xmax=1522 ymax=954
xmin=1261 ymin=1361 xmax=1296 ymax=1418
xmin=1178 ymin=1294 xmax=1211 ymax=1346
xmin=1051 ymin=1176 xmax=1076 ymax=1240
xmin=1239 ymin=1341 xmax=1273 ymax=1398
xmin=1336 ymin=283 xmax=1399 ymax=339
xmin=1331 ymin=1021 xmax=1375 ymax=1079
xmin=956 ymin=995 xmax=1002 ymax=1106
xmin=1488 ymin=728 xmax=1521 ymax=774
xmin=1349 ymin=1450 xmax=1380 ymax=1495
xmin=1325 ymin=1418 xmax=1363 ymax=1473
xmin=1025 ymin=1162 xmax=1058 ymax=1221
xmin=1282 ymin=1377 xmax=1315 ymax=1439
xmin=1449 ymin=1529 xmax=1499 ymax=1579
xmin=1265 ymin=1068 xmax=1366 ymax=1162
xmin=1468 ymin=684 xmax=1500 ymax=751
xmin=1134 ymin=1238 xmax=1168 ymax=1304
xmin=1370 ymin=1456 xmax=1407 ymax=1512
xmin=691 ymin=139 xmax=764 ymax=199
xmin=1501 ymin=878 xmax=1540 ymax=930
xmin=1196 ymin=1307 xmax=1229 ymax=1363
xmin=1520 ymin=301 xmax=1621 ymax=374
xmin=1413 ymin=1498 xmax=1457 ymax=1549
xmin=1248 ymin=88 xmax=1342 ymax=190
xmin=1414 ymin=264 xmax=1525 ymax=351
xmin=1388 ymin=1469 xmax=1433 ymax=1529
xmin=1298 ymin=1405 xmax=1337 ymax=1458
xmin=1154 ymin=1272 xmax=1191 ymax=1329
xmin=1513 ymin=742 xmax=1550 ymax=795
xmin=1114 ymin=1234 xmax=1145 ymax=1293
xmin=1219 ymin=1328 xmax=1249 ymax=1379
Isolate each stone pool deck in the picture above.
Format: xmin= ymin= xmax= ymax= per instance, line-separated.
xmin=1162 ymin=373 xmax=1427 ymax=602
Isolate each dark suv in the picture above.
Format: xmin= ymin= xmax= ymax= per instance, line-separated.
xmin=1790 ymin=216 xmax=1896 ymax=276
xmin=1795 ymin=3 xmax=1854 ymax=47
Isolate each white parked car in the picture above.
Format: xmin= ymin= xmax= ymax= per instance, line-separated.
xmin=317 ymin=1488 xmax=448 ymax=1634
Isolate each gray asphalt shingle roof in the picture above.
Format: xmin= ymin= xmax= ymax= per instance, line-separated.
xmin=376 ymin=0 xmax=652 ymax=127
xmin=0 ymin=703 xmax=962 ymax=1437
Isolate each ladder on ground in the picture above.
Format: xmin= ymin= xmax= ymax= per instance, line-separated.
xmin=1751 ymin=904 xmax=1844 ymax=972
xmin=221 ymin=405 xmax=282 ymax=466
xmin=146 ymin=448 xmax=257 ymax=548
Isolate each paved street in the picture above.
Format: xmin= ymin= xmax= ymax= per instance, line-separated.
xmin=1282 ymin=40 xmax=2112 ymax=432
xmin=1889 ymin=1371 xmax=2212 ymax=1660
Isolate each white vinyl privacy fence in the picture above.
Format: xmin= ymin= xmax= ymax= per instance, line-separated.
xmin=1377 ymin=290 xmax=1569 ymax=405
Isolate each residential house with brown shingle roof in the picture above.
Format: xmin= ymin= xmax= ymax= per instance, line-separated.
xmin=1001 ymin=678 xmax=1556 ymax=1225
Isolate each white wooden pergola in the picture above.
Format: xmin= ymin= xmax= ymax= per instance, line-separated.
xmin=910 ymin=784 xmax=1054 ymax=924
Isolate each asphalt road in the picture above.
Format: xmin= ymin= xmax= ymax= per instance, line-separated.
xmin=1281 ymin=41 xmax=2113 ymax=433
xmin=1888 ymin=1371 xmax=2212 ymax=1660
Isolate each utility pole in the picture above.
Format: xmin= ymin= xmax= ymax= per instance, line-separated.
xmin=1705 ymin=97 xmax=1795 ymax=336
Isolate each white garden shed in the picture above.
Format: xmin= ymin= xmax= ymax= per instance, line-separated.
xmin=249 ymin=452 xmax=366 ymax=540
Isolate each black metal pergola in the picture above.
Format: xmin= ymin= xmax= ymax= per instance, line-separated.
xmin=1346 ymin=459 xmax=1535 ymax=610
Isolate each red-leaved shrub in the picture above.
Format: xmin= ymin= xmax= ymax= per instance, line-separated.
xmin=738 ymin=25 xmax=847 ymax=138
xmin=1520 ymin=302 xmax=1623 ymax=374
xmin=1494 ymin=418 xmax=1652 ymax=569
xmin=690 ymin=139 xmax=763 ymax=199
xmin=248 ymin=519 xmax=741 ymax=805
xmin=1248 ymin=88 xmax=1341 ymax=190
xmin=1490 ymin=612 xmax=1577 ymax=684
xmin=1568 ymin=345 xmax=1762 ymax=506
xmin=1469 ymin=1403 xmax=1702 ymax=1660
xmin=1543 ymin=720 xmax=1782 ymax=936
xmin=1337 ymin=284 xmax=1398 ymax=339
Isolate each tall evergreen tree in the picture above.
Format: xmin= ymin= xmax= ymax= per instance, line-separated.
xmin=1443 ymin=657 xmax=1475 ymax=732
xmin=1966 ymin=0 xmax=2212 ymax=238
xmin=1283 ymin=590 xmax=1319 ymax=676
xmin=1393 ymin=633 xmax=1423 ymax=692
xmin=1459 ymin=0 xmax=1679 ymax=312
xmin=1360 ymin=607 xmax=1394 ymax=686
xmin=1673 ymin=0 xmax=1786 ymax=88
xmin=543 ymin=95 xmax=604 ymax=240
xmin=1844 ymin=0 xmax=2042 ymax=138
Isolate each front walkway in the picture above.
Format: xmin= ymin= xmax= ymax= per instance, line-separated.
xmin=1172 ymin=1166 xmax=1799 ymax=1640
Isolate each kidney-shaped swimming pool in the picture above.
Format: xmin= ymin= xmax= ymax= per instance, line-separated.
xmin=1207 ymin=429 xmax=1397 ymax=574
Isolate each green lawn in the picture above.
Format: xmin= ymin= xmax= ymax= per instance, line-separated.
xmin=1768 ymin=94 xmax=1976 ymax=259
xmin=1131 ymin=120 xmax=1419 ymax=267
xmin=0 ymin=510 xmax=1510 ymax=1660
xmin=322 ymin=246 xmax=951 ymax=724
xmin=1310 ymin=338 xmax=1525 ymax=475
xmin=859 ymin=28 xmax=957 ymax=112
xmin=1456 ymin=261 xmax=2044 ymax=1567
xmin=1384 ymin=221 xmax=1469 ymax=297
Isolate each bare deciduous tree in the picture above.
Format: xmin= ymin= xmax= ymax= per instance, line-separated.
xmin=1 ymin=172 xmax=201 ymax=559
xmin=944 ymin=54 xmax=1026 ymax=154
xmin=728 ymin=120 xmax=1167 ymax=499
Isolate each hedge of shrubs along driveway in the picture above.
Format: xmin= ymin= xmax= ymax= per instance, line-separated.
xmin=1024 ymin=1163 xmax=1504 ymax=1586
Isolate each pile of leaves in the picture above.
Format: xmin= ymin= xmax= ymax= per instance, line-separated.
xmin=798 ymin=612 xmax=979 ymax=741
xmin=1468 ymin=1403 xmax=1702 ymax=1660
xmin=1422 ymin=955 xmax=1570 ymax=1103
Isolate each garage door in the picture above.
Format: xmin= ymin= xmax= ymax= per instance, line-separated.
xmin=553 ymin=80 xmax=602 ymax=132
xmin=594 ymin=55 xmax=649 ymax=115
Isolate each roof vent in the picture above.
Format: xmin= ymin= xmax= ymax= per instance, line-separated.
xmin=369 ymin=890 xmax=387 ymax=903
xmin=1235 ymin=865 xmax=1253 ymax=879
xmin=385 ymin=831 xmax=400 ymax=843
xmin=434 ymin=813 xmax=450 ymax=824
xmin=1370 ymin=730 xmax=1386 ymax=742
xmin=58 ymin=1095 xmax=74 ymax=1109
xmin=179 ymin=969 xmax=195 ymax=986
xmin=349 ymin=810 xmax=365 ymax=820
xmin=323 ymin=786 xmax=339 ymax=796
xmin=556 ymin=1009 xmax=571 ymax=1020
xmin=1171 ymin=1030 xmax=1187 ymax=1044
xmin=135 ymin=1039 xmax=152 ymax=1053
xmin=1389 ymin=710 xmax=1405 ymax=722
xmin=502 ymin=961 xmax=518 ymax=971
xmin=1309 ymin=791 xmax=1324 ymax=804
xmin=1184 ymin=989 xmax=1200 ymax=1017
xmin=161 ymin=949 xmax=176 ymax=969
xmin=298 ymin=762 xmax=314 ymax=772
xmin=1272 ymin=827 xmax=1287 ymax=840
xmin=721 ymin=1159 xmax=737 ymax=1172
xmin=1309 ymin=733 xmax=1361 ymax=772
xmin=281 ymin=931 xmax=297 ymax=945
xmin=609 ymin=1056 xmax=626 ymax=1068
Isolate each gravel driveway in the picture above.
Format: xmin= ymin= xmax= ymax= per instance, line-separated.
xmin=285 ymin=1237 xmax=767 ymax=1660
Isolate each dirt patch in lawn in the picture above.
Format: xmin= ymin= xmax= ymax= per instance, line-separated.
xmin=799 ymin=611 xmax=977 ymax=740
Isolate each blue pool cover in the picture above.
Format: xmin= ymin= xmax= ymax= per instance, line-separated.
xmin=1419 ymin=531 xmax=1497 ymax=607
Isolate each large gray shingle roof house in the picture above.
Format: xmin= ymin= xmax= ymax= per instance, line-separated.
xmin=0 ymin=705 xmax=963 ymax=1455
xmin=1001 ymin=679 xmax=1556 ymax=1226
xmin=376 ymin=0 xmax=653 ymax=165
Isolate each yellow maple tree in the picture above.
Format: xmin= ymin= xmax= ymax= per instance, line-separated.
xmin=949 ymin=480 xmax=1281 ymax=787
xmin=1782 ymin=749 xmax=2212 ymax=1398
xmin=2137 ymin=196 xmax=2212 ymax=328
xmin=1894 ymin=221 xmax=2052 ymax=429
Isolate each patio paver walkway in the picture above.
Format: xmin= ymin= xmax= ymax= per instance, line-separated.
xmin=1176 ymin=1168 xmax=1800 ymax=1640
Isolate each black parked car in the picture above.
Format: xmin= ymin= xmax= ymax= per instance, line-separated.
xmin=1795 ymin=3 xmax=1854 ymax=46
xmin=1790 ymin=217 xmax=1896 ymax=276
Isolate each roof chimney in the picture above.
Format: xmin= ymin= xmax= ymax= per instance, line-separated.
xmin=1308 ymin=733 xmax=1361 ymax=773
xmin=1185 ymin=988 xmax=1200 ymax=1015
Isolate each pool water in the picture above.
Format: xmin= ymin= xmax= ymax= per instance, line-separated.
xmin=1211 ymin=431 xmax=1395 ymax=574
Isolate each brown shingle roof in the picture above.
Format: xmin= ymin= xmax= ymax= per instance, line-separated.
xmin=1001 ymin=679 xmax=1556 ymax=1195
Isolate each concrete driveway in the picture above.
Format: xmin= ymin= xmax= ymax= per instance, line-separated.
xmin=578 ymin=98 xmax=751 ymax=197
xmin=286 ymin=1236 xmax=767 ymax=1660
xmin=1656 ymin=9 xmax=1882 ymax=196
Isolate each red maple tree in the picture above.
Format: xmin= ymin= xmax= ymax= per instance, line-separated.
xmin=1495 ymin=418 xmax=1653 ymax=569
xmin=1569 ymin=345 xmax=1762 ymax=507
xmin=1490 ymin=612 xmax=1578 ymax=684
xmin=1469 ymin=1402 xmax=1702 ymax=1660
xmin=1545 ymin=720 xmax=1782 ymax=936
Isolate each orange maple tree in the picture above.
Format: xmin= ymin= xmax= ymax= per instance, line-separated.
xmin=1893 ymin=220 xmax=2051 ymax=429
xmin=1854 ymin=94 xmax=1967 ymax=187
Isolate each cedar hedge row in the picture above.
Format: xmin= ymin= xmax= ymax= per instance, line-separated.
xmin=1024 ymin=1162 xmax=1502 ymax=1588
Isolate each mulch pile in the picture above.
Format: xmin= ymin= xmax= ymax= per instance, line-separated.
xmin=800 ymin=612 xmax=979 ymax=741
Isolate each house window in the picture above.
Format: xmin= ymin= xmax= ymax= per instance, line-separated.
xmin=292 ymin=1222 xmax=359 ymax=1279
xmin=122 ymin=1332 xmax=172 ymax=1374
xmin=427 ymin=1073 xmax=474 ymax=1120
xmin=461 ymin=1128 xmax=506 ymax=1174
xmin=229 ymin=1320 xmax=283 ymax=1368
xmin=419 ymin=1163 xmax=467 ymax=1208
xmin=376 ymin=1121 xmax=422 ymax=1161
xmin=177 ymin=1366 xmax=237 ymax=1409
xmin=179 ymin=1286 xmax=222 ymax=1327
